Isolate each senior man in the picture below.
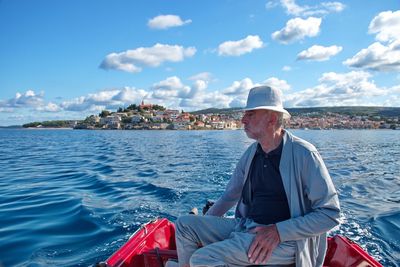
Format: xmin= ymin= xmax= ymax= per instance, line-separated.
xmin=174 ymin=86 xmax=341 ymax=267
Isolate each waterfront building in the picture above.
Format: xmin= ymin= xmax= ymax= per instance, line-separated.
xmin=100 ymin=115 xmax=122 ymax=129
xmin=131 ymin=115 xmax=144 ymax=124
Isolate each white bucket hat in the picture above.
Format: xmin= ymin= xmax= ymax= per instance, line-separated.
xmin=244 ymin=86 xmax=291 ymax=119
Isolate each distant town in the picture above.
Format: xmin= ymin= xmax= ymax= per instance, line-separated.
xmin=21 ymin=101 xmax=400 ymax=130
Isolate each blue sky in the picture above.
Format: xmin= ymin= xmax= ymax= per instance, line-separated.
xmin=0 ymin=0 xmax=399 ymax=126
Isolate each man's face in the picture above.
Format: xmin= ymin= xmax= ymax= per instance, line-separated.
xmin=241 ymin=110 xmax=271 ymax=140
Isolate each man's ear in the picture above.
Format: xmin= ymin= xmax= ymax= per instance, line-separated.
xmin=268 ymin=112 xmax=278 ymax=125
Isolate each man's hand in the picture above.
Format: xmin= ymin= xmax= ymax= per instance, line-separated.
xmin=247 ymin=224 xmax=281 ymax=264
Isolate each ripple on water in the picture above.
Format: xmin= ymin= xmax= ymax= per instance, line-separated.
xmin=137 ymin=168 xmax=158 ymax=177
xmin=371 ymin=210 xmax=400 ymax=265
xmin=1 ymin=195 xmax=104 ymax=266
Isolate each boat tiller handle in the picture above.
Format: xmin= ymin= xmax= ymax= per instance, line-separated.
xmin=155 ymin=247 xmax=164 ymax=267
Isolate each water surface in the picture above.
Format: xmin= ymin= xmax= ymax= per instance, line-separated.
xmin=0 ymin=129 xmax=398 ymax=266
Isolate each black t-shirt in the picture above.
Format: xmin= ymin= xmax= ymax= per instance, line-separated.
xmin=242 ymin=141 xmax=291 ymax=225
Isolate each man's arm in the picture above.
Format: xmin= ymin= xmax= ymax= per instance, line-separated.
xmin=276 ymin=150 xmax=341 ymax=242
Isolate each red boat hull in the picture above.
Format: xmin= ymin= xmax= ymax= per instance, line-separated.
xmin=105 ymin=218 xmax=382 ymax=267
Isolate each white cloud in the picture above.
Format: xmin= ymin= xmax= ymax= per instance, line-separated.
xmin=221 ymin=78 xmax=257 ymax=108
xmin=343 ymin=41 xmax=400 ymax=72
xmin=149 ymin=76 xmax=213 ymax=108
xmin=36 ymin=102 xmax=61 ymax=112
xmin=221 ymin=77 xmax=290 ymax=108
xmin=368 ymin=10 xmax=400 ymax=43
xmin=180 ymin=91 xmax=232 ymax=110
xmin=0 ymin=90 xmax=64 ymax=116
xmin=188 ymin=72 xmax=213 ymax=82
xmin=263 ymin=77 xmax=291 ymax=91
xmin=99 ymin=53 xmax=142 ymax=73
xmin=150 ymin=77 xmax=254 ymax=110
xmin=0 ymin=90 xmax=45 ymax=109
xmin=218 ymin=35 xmax=263 ymax=56
xmin=4 ymin=71 xmax=396 ymax=125
xmin=100 ymin=43 xmax=196 ymax=73
xmin=113 ymin=87 xmax=148 ymax=103
xmin=152 ymin=76 xmax=190 ymax=99
xmin=265 ymin=1 xmax=279 ymax=9
xmin=193 ymin=80 xmax=208 ymax=91
xmin=0 ymin=107 xmax=13 ymax=113
xmin=392 ymin=84 xmax=400 ymax=93
xmin=280 ymin=0 xmax=345 ymax=16
xmin=150 ymin=76 xmax=208 ymax=100
xmin=61 ymin=87 xmax=148 ymax=111
xmin=280 ymin=0 xmax=306 ymax=16
xmin=344 ymin=10 xmax=400 ymax=72
xmin=113 ymin=76 xmax=216 ymax=110
xmin=297 ymin=45 xmax=343 ymax=61
xmin=320 ymin=2 xmax=346 ymax=13
xmin=153 ymin=76 xmax=185 ymax=91
xmin=222 ymin=78 xmax=255 ymax=96
xmin=271 ymin=17 xmax=322 ymax=44
xmin=50 ymin=76 xmax=220 ymax=114
xmin=148 ymin=15 xmax=192 ymax=30
xmin=200 ymin=91 xmax=232 ymax=108
xmin=284 ymin=71 xmax=388 ymax=107
xmin=218 ymin=77 xmax=290 ymax=108
xmin=282 ymin=65 xmax=292 ymax=71
xmin=385 ymin=85 xmax=400 ymax=106
xmin=61 ymin=96 xmax=104 ymax=112
xmin=383 ymin=95 xmax=400 ymax=107
xmin=188 ymin=75 xmax=211 ymax=98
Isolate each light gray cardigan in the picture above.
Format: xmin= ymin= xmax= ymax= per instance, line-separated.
xmin=207 ymin=130 xmax=341 ymax=266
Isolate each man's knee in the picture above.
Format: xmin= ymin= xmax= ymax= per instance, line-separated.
xmin=175 ymin=215 xmax=204 ymax=241
xmin=175 ymin=215 xmax=197 ymax=235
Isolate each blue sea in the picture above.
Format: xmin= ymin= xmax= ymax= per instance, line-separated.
xmin=0 ymin=129 xmax=399 ymax=266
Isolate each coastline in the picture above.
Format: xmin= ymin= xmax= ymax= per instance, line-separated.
xmin=23 ymin=127 xmax=74 ymax=130
xmin=2 ymin=127 xmax=398 ymax=131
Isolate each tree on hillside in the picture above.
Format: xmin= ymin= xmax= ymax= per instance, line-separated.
xmin=99 ymin=110 xmax=111 ymax=118
xmin=23 ymin=122 xmax=41 ymax=128
xmin=122 ymin=117 xmax=132 ymax=124
xmin=152 ymin=104 xmax=166 ymax=111
xmin=126 ymin=104 xmax=138 ymax=111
